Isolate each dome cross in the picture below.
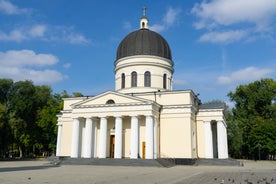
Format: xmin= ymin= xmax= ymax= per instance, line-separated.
xmin=142 ymin=6 xmax=147 ymax=17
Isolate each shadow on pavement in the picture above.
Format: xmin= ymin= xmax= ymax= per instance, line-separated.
xmin=0 ymin=165 xmax=59 ymax=172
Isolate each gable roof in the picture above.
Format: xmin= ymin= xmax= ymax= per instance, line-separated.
xmin=71 ymin=90 xmax=154 ymax=108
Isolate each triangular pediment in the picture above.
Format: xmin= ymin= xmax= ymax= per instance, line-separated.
xmin=71 ymin=91 xmax=153 ymax=108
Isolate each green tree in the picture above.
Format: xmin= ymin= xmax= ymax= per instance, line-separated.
xmin=73 ymin=92 xmax=83 ymax=97
xmin=228 ymin=78 xmax=276 ymax=159
xmin=8 ymin=80 xmax=38 ymax=157
xmin=248 ymin=117 xmax=276 ymax=159
xmin=36 ymin=92 xmax=63 ymax=155
xmin=0 ymin=78 xmax=84 ymax=158
xmin=0 ymin=79 xmax=13 ymax=157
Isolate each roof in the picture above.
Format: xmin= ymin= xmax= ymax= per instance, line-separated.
xmin=199 ymin=103 xmax=226 ymax=110
xmin=116 ymin=29 xmax=172 ymax=61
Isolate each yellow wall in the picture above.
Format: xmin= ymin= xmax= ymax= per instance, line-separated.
xmin=59 ymin=118 xmax=73 ymax=156
xmin=160 ymin=115 xmax=193 ymax=158
xmin=196 ymin=120 xmax=206 ymax=158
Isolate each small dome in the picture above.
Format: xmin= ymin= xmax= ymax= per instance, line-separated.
xmin=116 ymin=29 xmax=172 ymax=61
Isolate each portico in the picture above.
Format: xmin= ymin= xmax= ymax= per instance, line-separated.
xmin=68 ymin=113 xmax=158 ymax=159
xmin=204 ymin=120 xmax=228 ymax=159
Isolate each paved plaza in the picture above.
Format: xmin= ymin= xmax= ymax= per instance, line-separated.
xmin=0 ymin=160 xmax=275 ymax=184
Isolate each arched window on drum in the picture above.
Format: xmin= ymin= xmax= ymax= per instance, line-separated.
xmin=131 ymin=71 xmax=137 ymax=87
xmin=144 ymin=71 xmax=151 ymax=87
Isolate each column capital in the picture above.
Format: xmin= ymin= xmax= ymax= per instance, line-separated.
xmin=217 ymin=120 xmax=227 ymax=127
xmin=130 ymin=115 xmax=143 ymax=121
xmin=99 ymin=116 xmax=107 ymax=119
xmin=114 ymin=115 xmax=123 ymax=119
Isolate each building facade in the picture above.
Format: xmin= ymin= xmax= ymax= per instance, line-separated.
xmin=56 ymin=10 xmax=228 ymax=160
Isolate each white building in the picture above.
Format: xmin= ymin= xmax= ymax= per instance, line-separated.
xmin=56 ymin=10 xmax=228 ymax=162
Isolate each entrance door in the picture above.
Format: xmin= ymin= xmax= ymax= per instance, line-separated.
xmin=142 ymin=141 xmax=146 ymax=159
xmin=109 ymin=135 xmax=115 ymax=158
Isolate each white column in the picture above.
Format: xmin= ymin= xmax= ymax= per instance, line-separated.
xmin=114 ymin=116 xmax=123 ymax=159
xmin=204 ymin=121 xmax=213 ymax=158
xmin=56 ymin=123 xmax=62 ymax=156
xmin=224 ymin=123 xmax=229 ymax=158
xmin=217 ymin=121 xmax=228 ymax=159
xmin=146 ymin=115 xmax=154 ymax=159
xmin=153 ymin=116 xmax=158 ymax=159
xmin=93 ymin=120 xmax=98 ymax=157
xmin=99 ymin=117 xmax=107 ymax=158
xmin=83 ymin=117 xmax=93 ymax=158
xmin=130 ymin=116 xmax=139 ymax=159
xmin=71 ymin=118 xmax=80 ymax=158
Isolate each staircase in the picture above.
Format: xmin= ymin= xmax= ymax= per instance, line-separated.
xmin=47 ymin=157 xmax=242 ymax=167
xmin=51 ymin=157 xmax=165 ymax=167
xmin=195 ymin=158 xmax=242 ymax=166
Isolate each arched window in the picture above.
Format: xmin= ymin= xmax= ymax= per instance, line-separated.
xmin=106 ymin=99 xmax=115 ymax=104
xmin=131 ymin=71 xmax=137 ymax=87
xmin=121 ymin=73 xmax=125 ymax=89
xmin=144 ymin=71 xmax=151 ymax=87
xmin=163 ymin=74 xmax=167 ymax=89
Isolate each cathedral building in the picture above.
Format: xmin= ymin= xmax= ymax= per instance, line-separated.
xmin=56 ymin=9 xmax=228 ymax=161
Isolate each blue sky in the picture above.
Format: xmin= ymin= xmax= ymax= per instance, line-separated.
xmin=0 ymin=0 xmax=275 ymax=105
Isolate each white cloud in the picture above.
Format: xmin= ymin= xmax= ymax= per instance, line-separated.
xmin=48 ymin=26 xmax=90 ymax=44
xmin=150 ymin=24 xmax=166 ymax=32
xmin=0 ymin=1 xmax=89 ymax=44
xmin=199 ymin=30 xmax=248 ymax=44
xmin=217 ymin=66 xmax=275 ymax=85
xmin=0 ymin=50 xmax=65 ymax=84
xmin=192 ymin=0 xmax=276 ymax=29
xmin=150 ymin=7 xmax=181 ymax=32
xmin=163 ymin=7 xmax=181 ymax=26
xmin=0 ymin=25 xmax=47 ymax=42
xmin=0 ymin=0 xmax=30 ymax=15
xmin=0 ymin=24 xmax=90 ymax=44
xmin=0 ymin=29 xmax=26 ymax=42
xmin=62 ymin=63 xmax=71 ymax=69
xmin=29 ymin=24 xmax=47 ymax=37
xmin=191 ymin=0 xmax=276 ymax=43
xmin=0 ymin=50 xmax=58 ymax=66
xmin=67 ymin=33 xmax=90 ymax=44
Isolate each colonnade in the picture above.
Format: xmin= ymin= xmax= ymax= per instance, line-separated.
xmin=204 ymin=121 xmax=228 ymax=159
xmin=57 ymin=115 xmax=157 ymax=159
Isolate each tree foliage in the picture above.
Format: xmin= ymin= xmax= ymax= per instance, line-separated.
xmin=0 ymin=78 xmax=83 ymax=158
xmin=228 ymin=78 xmax=276 ymax=159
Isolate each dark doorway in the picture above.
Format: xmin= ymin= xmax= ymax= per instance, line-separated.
xmin=211 ymin=120 xmax=218 ymax=158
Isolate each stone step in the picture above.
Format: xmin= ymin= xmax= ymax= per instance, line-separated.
xmin=47 ymin=157 xmax=242 ymax=167
xmin=55 ymin=157 xmax=164 ymax=167
xmin=195 ymin=158 xmax=242 ymax=166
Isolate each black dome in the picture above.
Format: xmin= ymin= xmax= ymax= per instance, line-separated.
xmin=116 ymin=29 xmax=172 ymax=60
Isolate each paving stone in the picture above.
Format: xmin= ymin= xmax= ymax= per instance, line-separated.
xmin=0 ymin=160 xmax=275 ymax=184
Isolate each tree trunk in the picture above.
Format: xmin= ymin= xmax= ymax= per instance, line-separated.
xmin=19 ymin=146 xmax=23 ymax=158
